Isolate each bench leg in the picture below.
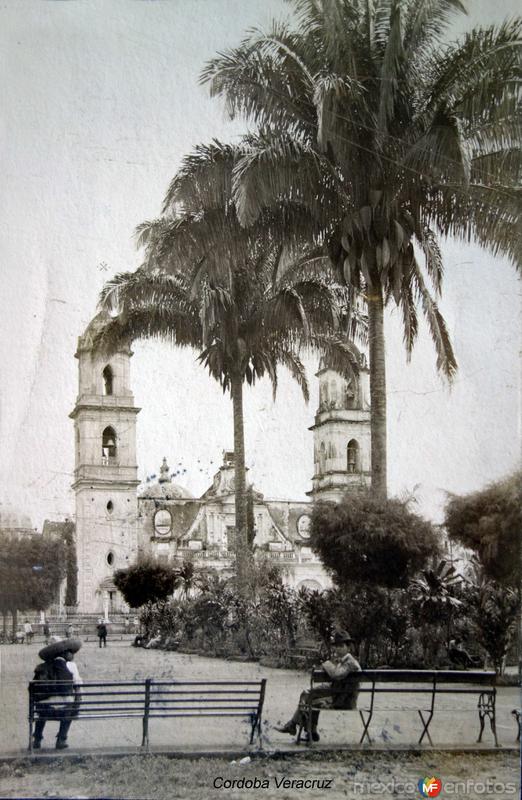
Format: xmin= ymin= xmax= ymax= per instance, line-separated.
xmin=249 ymin=713 xmax=262 ymax=746
xmin=295 ymin=703 xmax=313 ymax=746
xmin=306 ymin=707 xmax=313 ymax=747
xmin=477 ymin=707 xmax=485 ymax=743
xmin=490 ymin=712 xmax=500 ymax=748
xmin=418 ymin=710 xmax=434 ymax=746
xmin=141 ymin=718 xmax=149 ymax=750
xmin=359 ymin=710 xmax=372 ymax=744
xmin=477 ymin=691 xmax=499 ymax=748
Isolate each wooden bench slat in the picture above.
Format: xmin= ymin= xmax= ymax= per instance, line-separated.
xmin=152 ymin=681 xmax=263 ymax=686
xmin=148 ymin=689 xmax=262 ymax=695
xmin=312 ymin=669 xmax=496 ymax=684
xmin=148 ymin=711 xmax=256 ymax=718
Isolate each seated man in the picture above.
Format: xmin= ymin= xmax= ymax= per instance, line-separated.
xmin=276 ymin=629 xmax=361 ymax=742
xmin=144 ymin=630 xmax=162 ymax=649
xmin=448 ymin=638 xmax=480 ymax=669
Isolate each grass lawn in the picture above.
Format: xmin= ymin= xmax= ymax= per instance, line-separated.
xmin=0 ymin=751 xmax=519 ymax=799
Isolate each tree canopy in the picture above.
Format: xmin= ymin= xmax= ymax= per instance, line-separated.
xmin=0 ymin=533 xmax=67 ymax=623
xmin=310 ymin=491 xmax=440 ymax=588
xmin=445 ymin=472 xmax=521 ymax=586
xmin=202 ymin=0 xmax=522 ymax=496
xmin=113 ymin=559 xmax=178 ymax=608
xmin=96 ymin=142 xmax=359 ymax=593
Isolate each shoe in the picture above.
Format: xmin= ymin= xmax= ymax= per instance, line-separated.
xmin=303 ymin=731 xmax=320 ymax=742
xmin=33 ymin=740 xmax=42 ymax=750
xmin=275 ymin=722 xmax=297 ymax=736
xmin=55 ymin=740 xmax=69 ymax=750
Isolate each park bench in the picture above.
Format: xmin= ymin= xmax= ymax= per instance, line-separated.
xmin=298 ymin=669 xmax=498 ymax=747
xmin=28 ymin=678 xmax=266 ymax=752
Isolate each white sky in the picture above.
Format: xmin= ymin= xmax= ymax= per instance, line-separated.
xmin=0 ymin=0 xmax=520 ymax=530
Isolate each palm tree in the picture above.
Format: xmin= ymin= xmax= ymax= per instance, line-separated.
xmin=410 ymin=559 xmax=463 ymax=649
xmin=96 ymin=143 xmax=359 ymax=594
xmin=202 ymin=0 xmax=522 ymax=497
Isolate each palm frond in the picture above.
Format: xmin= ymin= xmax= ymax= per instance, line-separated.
xmin=411 ymin=261 xmax=457 ymax=380
xmin=275 ymin=348 xmax=309 ymax=402
xmin=232 ymin=131 xmax=334 ymax=227
xmin=403 ymin=0 xmax=467 ymax=55
xmin=163 ymin=140 xmax=237 ymax=213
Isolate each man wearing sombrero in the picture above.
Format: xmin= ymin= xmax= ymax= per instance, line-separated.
xmin=276 ymin=629 xmax=361 ymax=742
xmin=32 ymin=637 xmax=83 ymax=750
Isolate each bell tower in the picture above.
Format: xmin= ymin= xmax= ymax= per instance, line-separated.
xmin=308 ymin=348 xmax=371 ymax=502
xmin=70 ymin=312 xmax=140 ymax=614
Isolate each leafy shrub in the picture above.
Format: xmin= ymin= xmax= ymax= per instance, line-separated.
xmin=311 ymin=492 xmax=440 ymax=589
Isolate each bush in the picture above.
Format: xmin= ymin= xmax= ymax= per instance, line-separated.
xmin=469 ymin=578 xmax=519 ymax=674
xmin=113 ymin=559 xmax=178 ymax=608
xmin=445 ymin=473 xmax=521 ymax=586
xmin=311 ymin=492 xmax=440 ymax=589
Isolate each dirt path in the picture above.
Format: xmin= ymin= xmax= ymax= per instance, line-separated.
xmin=0 ymin=642 xmax=518 ymax=753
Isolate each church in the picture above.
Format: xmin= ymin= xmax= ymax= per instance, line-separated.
xmin=70 ymin=314 xmax=371 ymax=616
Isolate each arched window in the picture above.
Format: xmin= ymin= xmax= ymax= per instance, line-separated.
xmin=319 ymin=441 xmax=326 ymax=474
xmin=347 ymin=439 xmax=359 ymax=473
xmin=102 ymin=426 xmax=117 ymax=464
xmin=329 ymin=379 xmax=337 ymax=406
xmin=102 ymin=365 xmax=113 ymax=396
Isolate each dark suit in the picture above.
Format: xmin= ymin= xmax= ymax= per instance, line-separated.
xmin=290 ymin=652 xmax=361 ymax=732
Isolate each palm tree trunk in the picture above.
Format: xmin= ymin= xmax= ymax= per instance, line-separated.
xmin=230 ymin=373 xmax=250 ymax=597
xmin=368 ymin=279 xmax=387 ymax=499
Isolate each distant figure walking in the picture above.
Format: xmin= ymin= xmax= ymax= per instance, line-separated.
xmin=96 ymin=619 xmax=108 ymax=648
xmin=24 ymin=620 xmax=34 ymax=644
xmin=32 ymin=637 xmax=83 ymax=750
xmin=43 ymin=622 xmax=51 ymax=645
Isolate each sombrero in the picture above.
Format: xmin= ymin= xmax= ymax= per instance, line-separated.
xmin=331 ymin=629 xmax=354 ymax=645
xmin=38 ymin=638 xmax=82 ymax=661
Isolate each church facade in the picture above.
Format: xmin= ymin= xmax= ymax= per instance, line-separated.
xmin=70 ymin=315 xmax=371 ymax=615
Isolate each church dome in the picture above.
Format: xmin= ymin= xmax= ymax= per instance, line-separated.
xmin=139 ymin=458 xmax=193 ymax=500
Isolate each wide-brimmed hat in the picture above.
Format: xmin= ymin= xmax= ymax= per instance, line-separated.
xmin=38 ymin=638 xmax=82 ymax=661
xmin=331 ymin=629 xmax=354 ymax=645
